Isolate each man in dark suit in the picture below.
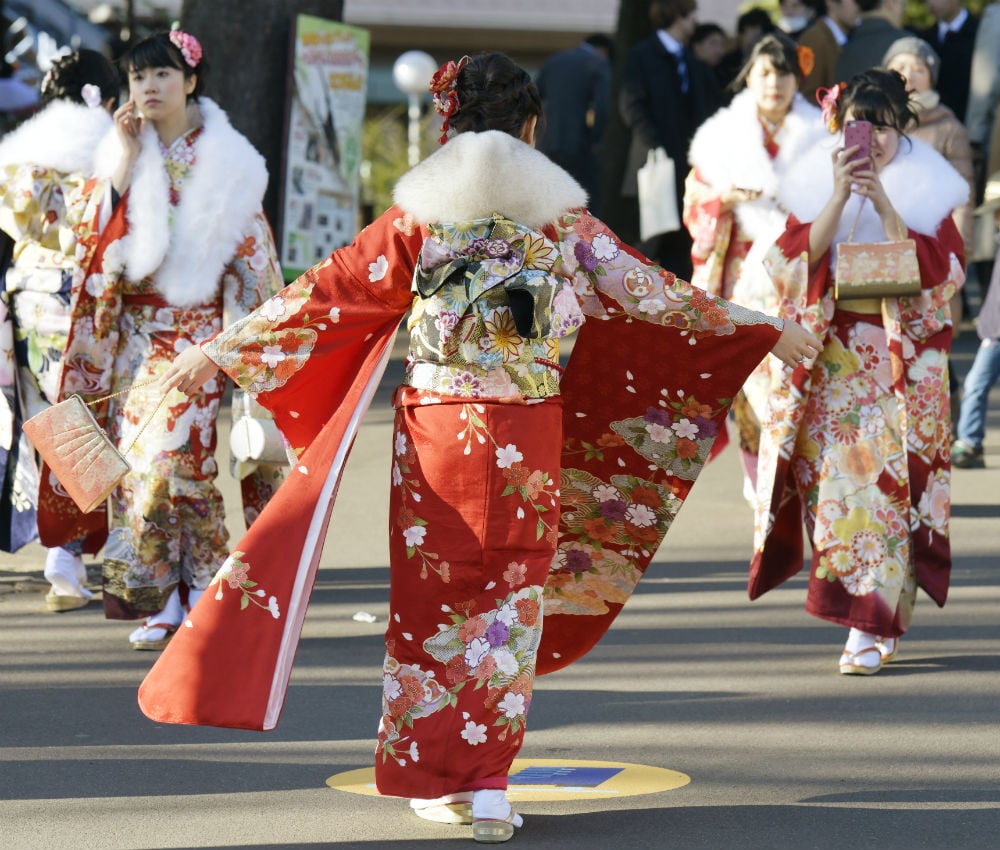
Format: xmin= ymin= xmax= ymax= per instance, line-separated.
xmin=834 ymin=0 xmax=909 ymax=82
xmin=798 ymin=0 xmax=860 ymax=101
xmin=919 ymin=0 xmax=978 ymax=127
xmin=536 ymin=35 xmax=613 ymax=216
xmin=620 ymin=0 xmax=722 ymax=278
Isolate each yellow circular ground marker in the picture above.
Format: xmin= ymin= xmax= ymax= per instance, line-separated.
xmin=326 ymin=758 xmax=690 ymax=802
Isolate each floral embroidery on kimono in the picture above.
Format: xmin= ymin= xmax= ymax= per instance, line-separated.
xmin=0 ymin=99 xmax=111 ymax=551
xmin=43 ymin=115 xmax=285 ymax=616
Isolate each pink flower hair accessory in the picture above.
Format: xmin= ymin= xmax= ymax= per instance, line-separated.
xmin=816 ymin=82 xmax=845 ymax=133
xmin=429 ymin=55 xmax=469 ymax=144
xmin=169 ymin=29 xmax=203 ymax=69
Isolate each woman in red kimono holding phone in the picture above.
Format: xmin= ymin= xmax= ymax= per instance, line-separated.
xmin=749 ymin=70 xmax=968 ymax=676
xmin=145 ymin=52 xmax=820 ymax=843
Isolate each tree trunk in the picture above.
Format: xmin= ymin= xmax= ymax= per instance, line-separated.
xmin=599 ymin=0 xmax=654 ymax=243
xmin=179 ymin=0 xmax=344 ymax=231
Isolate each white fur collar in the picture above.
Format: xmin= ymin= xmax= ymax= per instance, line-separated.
xmin=0 ymin=100 xmax=112 ymax=173
xmin=778 ymin=133 xmax=969 ymax=240
xmin=393 ymin=130 xmax=587 ymax=228
xmin=93 ymin=98 xmax=268 ymax=307
xmin=688 ymin=90 xmax=826 ymax=200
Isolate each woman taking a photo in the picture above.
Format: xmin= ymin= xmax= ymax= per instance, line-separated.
xmin=39 ymin=30 xmax=285 ymax=648
xmin=749 ymin=69 xmax=968 ymax=675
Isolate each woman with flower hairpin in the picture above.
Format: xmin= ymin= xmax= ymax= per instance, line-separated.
xmin=683 ymin=33 xmax=827 ymax=500
xmin=35 ymin=30 xmax=285 ymax=649
xmin=0 ymin=50 xmax=118 ymax=604
xmin=140 ymin=52 xmax=820 ymax=843
xmin=749 ymin=68 xmax=967 ymax=676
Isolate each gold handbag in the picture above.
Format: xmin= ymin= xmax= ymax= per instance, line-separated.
xmin=834 ymin=200 xmax=921 ymax=300
xmin=23 ymin=385 xmax=163 ymax=513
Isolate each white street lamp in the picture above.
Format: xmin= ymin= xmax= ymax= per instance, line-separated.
xmin=392 ymin=50 xmax=438 ymax=168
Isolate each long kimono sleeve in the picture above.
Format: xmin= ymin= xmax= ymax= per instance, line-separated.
xmin=682 ymin=166 xmax=735 ymax=297
xmin=139 ymin=208 xmax=421 ymax=731
xmin=535 ymin=209 xmax=786 ymax=674
xmin=219 ymin=209 xmax=289 ymax=522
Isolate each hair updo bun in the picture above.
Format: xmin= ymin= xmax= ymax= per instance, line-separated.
xmin=449 ymin=52 xmax=542 ymax=139
xmin=40 ymin=49 xmax=119 ymax=108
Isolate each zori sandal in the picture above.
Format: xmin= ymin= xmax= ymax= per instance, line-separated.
xmin=839 ymin=646 xmax=882 ymax=675
xmin=128 ymin=620 xmax=179 ymax=651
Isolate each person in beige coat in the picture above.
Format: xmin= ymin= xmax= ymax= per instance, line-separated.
xmin=884 ymin=37 xmax=975 ymax=261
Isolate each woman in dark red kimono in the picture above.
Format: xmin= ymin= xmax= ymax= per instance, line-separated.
xmin=749 ymin=70 xmax=968 ymax=676
xmin=144 ymin=53 xmax=821 ymax=843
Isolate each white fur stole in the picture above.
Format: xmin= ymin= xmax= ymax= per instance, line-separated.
xmin=393 ymin=130 xmax=587 ymax=228
xmin=0 ymin=100 xmax=112 ymax=173
xmin=93 ymin=98 xmax=268 ymax=307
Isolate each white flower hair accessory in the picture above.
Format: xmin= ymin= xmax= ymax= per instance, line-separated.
xmin=81 ymin=84 xmax=102 ymax=108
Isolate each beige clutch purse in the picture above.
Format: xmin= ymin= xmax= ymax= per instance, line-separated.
xmin=23 ymin=395 xmax=129 ymax=513
xmin=834 ymin=200 xmax=921 ymax=300
xmin=23 ymin=385 xmax=164 ymax=514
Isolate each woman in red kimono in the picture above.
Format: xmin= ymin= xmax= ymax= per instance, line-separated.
xmin=683 ymin=33 xmax=826 ymax=499
xmin=147 ymin=53 xmax=821 ymax=843
xmin=749 ymin=70 xmax=968 ymax=676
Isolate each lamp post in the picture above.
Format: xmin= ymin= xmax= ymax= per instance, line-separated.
xmin=392 ymin=50 xmax=438 ymax=168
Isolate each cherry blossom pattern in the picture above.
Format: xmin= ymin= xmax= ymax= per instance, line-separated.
xmin=422 ymin=586 xmax=542 ymax=743
xmin=392 ymin=429 xmax=450 ymax=582
xmin=378 ymin=656 xmax=450 ymax=766
xmin=611 ymin=392 xmax=727 ymax=480
xmin=209 ymin=264 xmax=340 ymax=394
xmin=210 ymin=551 xmax=281 ymax=618
xmin=460 ymin=406 xmax=559 ymax=542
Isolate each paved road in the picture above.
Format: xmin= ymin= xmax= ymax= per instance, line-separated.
xmin=1 ymin=327 xmax=998 ymax=849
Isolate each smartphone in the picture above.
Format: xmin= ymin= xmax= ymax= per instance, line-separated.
xmin=844 ymin=120 xmax=872 ymax=163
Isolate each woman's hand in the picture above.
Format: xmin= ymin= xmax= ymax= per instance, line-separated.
xmin=160 ymin=343 xmax=219 ymax=396
xmin=833 ymin=145 xmax=867 ymax=203
xmin=771 ymin=320 xmax=823 ymax=369
xmin=808 ymin=146 xmax=868 ymax=267
xmin=850 ymin=166 xmax=906 ymax=239
xmin=720 ymin=186 xmax=763 ymax=212
xmin=111 ymin=100 xmax=142 ymax=194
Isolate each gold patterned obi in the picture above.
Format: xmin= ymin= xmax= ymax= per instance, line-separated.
xmin=404 ymin=213 xmax=585 ymax=400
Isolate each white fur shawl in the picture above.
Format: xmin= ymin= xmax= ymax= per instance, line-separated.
xmin=687 ymin=90 xmax=827 ymax=244
xmin=93 ymin=98 xmax=268 ymax=307
xmin=0 ymin=100 xmax=112 ymax=173
xmin=393 ymin=130 xmax=587 ymax=228
xmin=778 ymin=133 xmax=969 ymax=253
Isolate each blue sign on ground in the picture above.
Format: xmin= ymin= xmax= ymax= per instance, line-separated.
xmin=508 ymin=766 xmax=624 ymax=787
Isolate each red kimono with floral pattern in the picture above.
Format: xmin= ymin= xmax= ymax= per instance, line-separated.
xmin=137 ymin=199 xmax=782 ymax=798
xmin=749 ymin=216 xmax=964 ymax=636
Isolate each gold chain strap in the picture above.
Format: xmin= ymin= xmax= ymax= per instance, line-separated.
xmin=83 ymin=379 xmax=169 ymax=457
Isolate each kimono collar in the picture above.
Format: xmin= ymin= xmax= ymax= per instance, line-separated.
xmin=0 ymin=100 xmax=112 ymax=173
xmin=94 ymin=98 xmax=269 ymax=307
xmin=392 ymin=130 xmax=588 ymax=229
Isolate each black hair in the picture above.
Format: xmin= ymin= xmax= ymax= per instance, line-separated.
xmin=120 ymin=31 xmax=207 ymax=101
xmin=836 ymin=68 xmax=916 ymax=136
xmin=650 ymin=0 xmax=697 ymax=29
xmin=856 ymin=0 xmax=882 ymax=12
xmin=731 ymin=31 xmax=802 ymax=90
xmin=450 ymin=52 xmax=543 ymax=139
xmin=737 ymin=7 xmax=777 ymax=35
xmin=583 ymin=33 xmax=615 ymax=63
xmin=40 ymin=49 xmax=119 ymax=108
xmin=692 ymin=23 xmax=727 ymax=45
